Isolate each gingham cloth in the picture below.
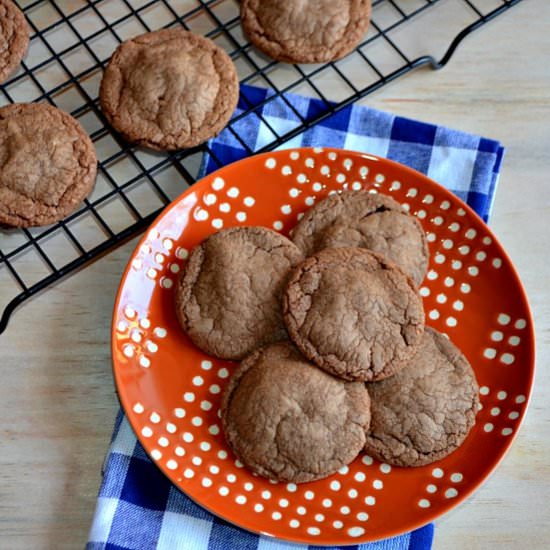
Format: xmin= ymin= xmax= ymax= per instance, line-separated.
xmin=87 ymin=85 xmax=505 ymax=550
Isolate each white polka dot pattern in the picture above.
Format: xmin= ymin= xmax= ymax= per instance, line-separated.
xmin=113 ymin=148 xmax=533 ymax=545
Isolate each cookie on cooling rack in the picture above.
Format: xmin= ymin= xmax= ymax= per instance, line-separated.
xmin=283 ymin=247 xmax=425 ymax=382
xmin=221 ymin=341 xmax=371 ymax=483
xmin=100 ymin=28 xmax=239 ymax=151
xmin=0 ymin=103 xmax=97 ymax=227
xmin=365 ymin=327 xmax=480 ymax=467
xmin=240 ymin=0 xmax=371 ymax=64
xmin=175 ymin=226 xmax=304 ymax=361
xmin=0 ymin=0 xmax=30 ymax=84
xmin=291 ymin=191 xmax=429 ymax=287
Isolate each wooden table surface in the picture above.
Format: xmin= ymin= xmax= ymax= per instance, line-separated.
xmin=2 ymin=1 xmax=549 ymax=548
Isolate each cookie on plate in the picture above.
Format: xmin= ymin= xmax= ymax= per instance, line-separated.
xmin=0 ymin=103 xmax=97 ymax=227
xmin=241 ymin=0 xmax=371 ymax=64
xmin=100 ymin=28 xmax=239 ymax=151
xmin=291 ymin=191 xmax=429 ymax=286
xmin=284 ymin=247 xmax=424 ymax=382
xmin=0 ymin=0 xmax=30 ymax=84
xmin=364 ymin=327 xmax=480 ymax=467
xmin=221 ymin=341 xmax=371 ymax=483
xmin=176 ymin=226 xmax=304 ymax=361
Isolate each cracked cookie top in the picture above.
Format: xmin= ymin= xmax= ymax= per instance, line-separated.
xmin=284 ymin=247 xmax=425 ymax=381
xmin=291 ymin=191 xmax=429 ymax=286
xmin=175 ymin=226 xmax=304 ymax=360
xmin=365 ymin=327 xmax=480 ymax=467
xmin=221 ymin=341 xmax=371 ymax=483
xmin=241 ymin=0 xmax=371 ymax=63
xmin=0 ymin=0 xmax=29 ymax=84
xmin=0 ymin=103 xmax=97 ymax=227
xmin=99 ymin=28 xmax=239 ymax=151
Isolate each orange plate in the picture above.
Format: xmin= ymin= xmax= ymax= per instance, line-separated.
xmin=112 ymin=148 xmax=535 ymax=545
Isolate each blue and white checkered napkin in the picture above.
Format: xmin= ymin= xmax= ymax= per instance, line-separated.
xmin=87 ymin=84 xmax=505 ymax=550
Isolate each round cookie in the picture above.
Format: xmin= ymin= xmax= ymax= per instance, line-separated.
xmin=291 ymin=191 xmax=429 ymax=286
xmin=241 ymin=0 xmax=371 ymax=64
xmin=284 ymin=247 xmax=425 ymax=381
xmin=176 ymin=226 xmax=304 ymax=361
xmin=0 ymin=103 xmax=97 ymax=227
xmin=0 ymin=0 xmax=30 ymax=84
xmin=100 ymin=28 xmax=239 ymax=151
xmin=364 ymin=327 xmax=480 ymax=467
xmin=221 ymin=341 xmax=371 ymax=483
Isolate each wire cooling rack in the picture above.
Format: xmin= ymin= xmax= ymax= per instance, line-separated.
xmin=0 ymin=0 xmax=524 ymax=335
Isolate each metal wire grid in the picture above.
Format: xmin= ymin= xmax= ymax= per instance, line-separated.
xmin=0 ymin=0 xmax=523 ymax=335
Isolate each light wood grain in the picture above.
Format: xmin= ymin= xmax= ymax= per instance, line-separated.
xmin=1 ymin=1 xmax=549 ymax=548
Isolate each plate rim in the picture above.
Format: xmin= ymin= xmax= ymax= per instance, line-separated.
xmin=111 ymin=147 xmax=536 ymax=545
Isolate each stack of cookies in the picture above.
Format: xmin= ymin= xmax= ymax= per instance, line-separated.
xmin=176 ymin=190 xmax=480 ymax=483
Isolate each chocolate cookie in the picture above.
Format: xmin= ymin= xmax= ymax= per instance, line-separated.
xmin=176 ymin=227 xmax=304 ymax=360
xmin=221 ymin=341 xmax=371 ymax=483
xmin=284 ymin=247 xmax=424 ymax=382
xmin=291 ymin=191 xmax=429 ymax=286
xmin=0 ymin=103 xmax=97 ymax=227
xmin=241 ymin=0 xmax=371 ymax=64
xmin=364 ymin=328 xmax=480 ymax=467
xmin=0 ymin=0 xmax=29 ymax=84
xmin=100 ymin=28 xmax=239 ymax=151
